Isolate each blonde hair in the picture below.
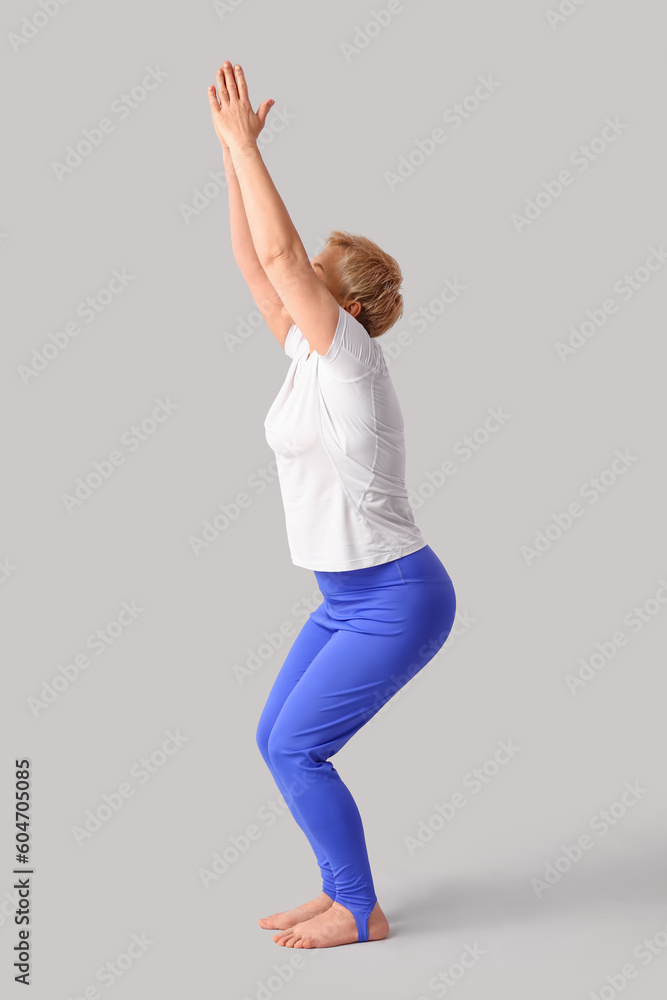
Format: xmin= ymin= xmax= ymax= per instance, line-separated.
xmin=324 ymin=230 xmax=404 ymax=339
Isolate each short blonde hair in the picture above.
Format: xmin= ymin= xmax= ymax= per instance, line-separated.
xmin=324 ymin=230 xmax=404 ymax=339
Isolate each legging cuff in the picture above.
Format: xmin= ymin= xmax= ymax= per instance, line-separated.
xmin=337 ymin=894 xmax=377 ymax=943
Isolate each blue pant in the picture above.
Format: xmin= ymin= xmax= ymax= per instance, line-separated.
xmin=255 ymin=543 xmax=456 ymax=942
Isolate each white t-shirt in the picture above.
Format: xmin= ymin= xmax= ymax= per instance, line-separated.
xmin=264 ymin=304 xmax=427 ymax=571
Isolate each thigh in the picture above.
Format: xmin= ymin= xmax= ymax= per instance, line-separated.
xmin=256 ymin=616 xmax=334 ymax=738
xmin=269 ymin=585 xmax=453 ymax=762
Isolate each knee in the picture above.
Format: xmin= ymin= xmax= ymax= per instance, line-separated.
xmin=266 ymin=724 xmax=307 ymax=773
xmin=255 ymin=715 xmax=273 ymax=764
xmin=256 ymin=711 xmax=303 ymax=771
xmin=266 ymin=725 xmax=289 ymax=768
xmin=267 ymin=727 xmax=324 ymax=805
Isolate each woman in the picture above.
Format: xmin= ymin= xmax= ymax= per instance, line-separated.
xmin=208 ymin=62 xmax=456 ymax=949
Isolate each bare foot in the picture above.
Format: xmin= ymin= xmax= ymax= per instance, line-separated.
xmin=272 ymin=900 xmax=389 ymax=948
xmin=258 ymin=892 xmax=334 ymax=930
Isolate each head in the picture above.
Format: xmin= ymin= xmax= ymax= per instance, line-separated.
xmin=318 ymin=229 xmax=403 ymax=337
xmin=311 ymin=231 xmax=404 ymax=339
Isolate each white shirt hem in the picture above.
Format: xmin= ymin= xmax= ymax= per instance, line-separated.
xmin=290 ymin=539 xmax=428 ymax=572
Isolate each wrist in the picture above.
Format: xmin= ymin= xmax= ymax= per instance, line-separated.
xmin=229 ymin=139 xmax=260 ymax=158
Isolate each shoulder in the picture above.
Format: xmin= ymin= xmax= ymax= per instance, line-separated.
xmin=285 ymin=306 xmax=385 ymax=379
xmin=318 ymin=306 xmax=384 ymax=380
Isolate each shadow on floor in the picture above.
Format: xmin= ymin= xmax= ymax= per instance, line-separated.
xmin=386 ymin=841 xmax=667 ymax=935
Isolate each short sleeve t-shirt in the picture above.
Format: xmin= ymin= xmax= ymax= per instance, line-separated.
xmin=263 ymin=304 xmax=426 ymax=571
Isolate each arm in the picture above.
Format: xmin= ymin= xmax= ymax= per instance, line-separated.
xmin=229 ymin=142 xmax=305 ymax=264
xmin=209 ymin=62 xmax=340 ymax=357
xmin=222 ymin=144 xmax=292 ymax=348
xmin=223 ymin=144 xmax=261 ymax=271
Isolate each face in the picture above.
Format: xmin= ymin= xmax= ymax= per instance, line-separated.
xmin=310 ymin=245 xmax=345 ymax=300
xmin=280 ymin=246 xmax=347 ymax=321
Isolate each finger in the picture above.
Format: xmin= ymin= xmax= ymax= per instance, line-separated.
xmin=216 ymin=66 xmax=228 ymax=102
xmin=222 ymin=61 xmax=238 ymax=98
xmin=207 ymin=84 xmax=220 ymax=111
xmin=257 ymin=99 xmax=274 ymax=125
xmin=234 ymin=63 xmax=249 ymax=103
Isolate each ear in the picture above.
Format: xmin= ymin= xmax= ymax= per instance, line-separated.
xmin=345 ymin=300 xmax=363 ymax=319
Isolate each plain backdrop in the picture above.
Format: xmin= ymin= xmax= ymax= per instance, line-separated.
xmin=2 ymin=1 xmax=666 ymax=998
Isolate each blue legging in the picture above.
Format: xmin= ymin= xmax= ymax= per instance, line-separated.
xmin=255 ymin=543 xmax=456 ymax=942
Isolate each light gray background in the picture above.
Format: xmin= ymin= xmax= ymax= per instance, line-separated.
xmin=2 ymin=0 xmax=666 ymax=997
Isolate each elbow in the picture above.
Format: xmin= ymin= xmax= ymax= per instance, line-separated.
xmin=260 ymin=246 xmax=297 ymax=268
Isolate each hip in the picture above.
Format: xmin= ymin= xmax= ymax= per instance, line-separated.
xmin=311 ymin=544 xmax=456 ymax=634
xmin=314 ymin=543 xmax=450 ymax=591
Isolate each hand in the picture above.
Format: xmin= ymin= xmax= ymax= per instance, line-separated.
xmin=208 ymin=62 xmax=274 ymax=151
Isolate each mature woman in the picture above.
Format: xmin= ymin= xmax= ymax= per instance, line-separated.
xmin=208 ymin=63 xmax=456 ymax=949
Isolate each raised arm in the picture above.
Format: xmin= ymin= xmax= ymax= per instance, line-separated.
xmin=223 ymin=143 xmax=261 ymax=271
xmin=208 ymin=62 xmax=341 ymax=358
xmin=211 ymin=67 xmax=295 ymax=350
xmin=221 ymin=139 xmax=292 ymax=348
